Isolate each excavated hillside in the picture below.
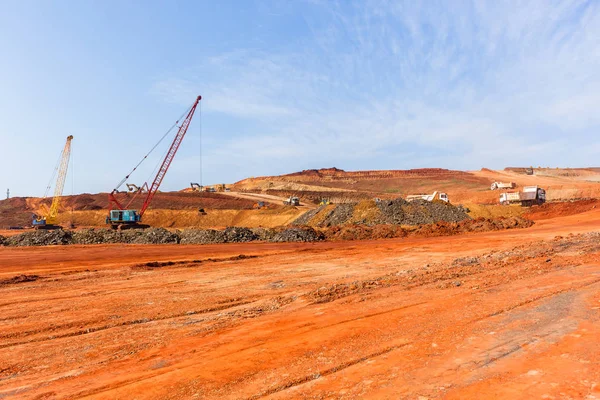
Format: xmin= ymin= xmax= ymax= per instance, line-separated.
xmin=235 ymin=167 xmax=600 ymax=205
xmin=0 ymin=192 xmax=257 ymax=228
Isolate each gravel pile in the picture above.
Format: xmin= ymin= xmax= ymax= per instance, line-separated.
xmin=271 ymin=227 xmax=325 ymax=242
xmin=71 ymin=228 xmax=178 ymax=245
xmin=320 ymin=203 xmax=354 ymax=227
xmin=291 ymin=206 xmax=323 ymax=225
xmin=223 ymin=227 xmax=258 ymax=242
xmin=72 ymin=229 xmax=123 ymax=244
xmin=251 ymin=228 xmax=278 ymax=241
xmin=123 ymin=228 xmax=179 ymax=244
xmin=376 ymin=199 xmax=470 ymax=225
xmin=179 ymin=229 xmax=226 ymax=244
xmin=5 ymin=230 xmax=73 ymax=246
xmin=292 ymin=199 xmax=470 ymax=228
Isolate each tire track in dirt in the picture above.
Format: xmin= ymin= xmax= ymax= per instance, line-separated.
xmin=0 ymin=298 xmax=257 ymax=349
xmin=245 ymin=343 xmax=411 ymax=400
xmin=473 ymin=275 xmax=600 ymax=323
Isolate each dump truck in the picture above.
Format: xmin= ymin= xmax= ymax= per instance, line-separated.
xmin=500 ymin=186 xmax=546 ymax=206
xmin=283 ymin=196 xmax=300 ymax=206
xmin=406 ymin=191 xmax=449 ymax=203
xmin=490 ymin=182 xmax=516 ymax=190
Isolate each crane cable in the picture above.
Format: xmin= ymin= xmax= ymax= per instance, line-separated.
xmin=144 ymin=102 xmax=201 ymax=193
xmin=113 ymin=104 xmax=193 ymax=191
xmin=43 ymin=149 xmax=63 ymax=198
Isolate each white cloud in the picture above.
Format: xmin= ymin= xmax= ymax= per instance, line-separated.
xmin=152 ymin=0 xmax=600 ymax=182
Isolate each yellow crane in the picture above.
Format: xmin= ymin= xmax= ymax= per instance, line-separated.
xmin=33 ymin=135 xmax=73 ymax=229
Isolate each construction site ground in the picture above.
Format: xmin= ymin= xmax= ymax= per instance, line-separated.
xmin=2 ymin=207 xmax=600 ymax=399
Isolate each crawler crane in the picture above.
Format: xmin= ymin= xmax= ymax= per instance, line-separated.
xmin=33 ymin=135 xmax=74 ymax=229
xmin=107 ymin=96 xmax=201 ymax=229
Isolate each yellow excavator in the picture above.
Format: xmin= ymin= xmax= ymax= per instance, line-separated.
xmin=32 ymin=135 xmax=73 ymax=229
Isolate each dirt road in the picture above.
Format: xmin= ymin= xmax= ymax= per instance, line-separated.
xmin=1 ymin=210 xmax=600 ymax=399
xmin=220 ymin=191 xmax=316 ymax=209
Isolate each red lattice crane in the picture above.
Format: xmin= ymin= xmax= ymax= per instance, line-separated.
xmin=107 ymin=96 xmax=201 ymax=229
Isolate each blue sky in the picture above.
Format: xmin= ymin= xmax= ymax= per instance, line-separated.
xmin=1 ymin=0 xmax=599 ymax=197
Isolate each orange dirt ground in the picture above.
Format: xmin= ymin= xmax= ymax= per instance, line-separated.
xmin=1 ymin=209 xmax=600 ymax=399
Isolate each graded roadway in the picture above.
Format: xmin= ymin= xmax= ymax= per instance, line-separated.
xmin=1 ymin=209 xmax=599 ymax=399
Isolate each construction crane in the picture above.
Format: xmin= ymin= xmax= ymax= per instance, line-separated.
xmin=106 ymin=96 xmax=201 ymax=229
xmin=32 ymin=135 xmax=74 ymax=229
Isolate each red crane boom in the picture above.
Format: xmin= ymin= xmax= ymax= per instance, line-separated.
xmin=107 ymin=96 xmax=201 ymax=225
xmin=140 ymin=95 xmax=201 ymax=216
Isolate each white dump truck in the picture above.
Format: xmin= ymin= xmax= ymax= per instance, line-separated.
xmin=283 ymin=196 xmax=300 ymax=206
xmin=499 ymin=186 xmax=546 ymax=206
xmin=490 ymin=182 xmax=516 ymax=190
xmin=406 ymin=191 xmax=449 ymax=203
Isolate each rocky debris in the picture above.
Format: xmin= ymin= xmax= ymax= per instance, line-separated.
xmin=71 ymin=228 xmax=178 ymax=245
xmin=123 ymin=228 xmax=179 ymax=244
xmin=5 ymin=230 xmax=73 ymax=246
xmin=292 ymin=198 xmax=471 ymax=228
xmin=291 ymin=206 xmax=324 ymax=225
xmin=223 ymin=227 xmax=258 ymax=243
xmin=72 ymin=229 xmax=123 ymax=244
xmin=0 ymin=216 xmax=534 ymax=247
xmin=320 ymin=203 xmax=354 ymax=227
xmin=0 ymin=274 xmax=40 ymax=285
xmin=251 ymin=228 xmax=278 ymax=242
xmin=376 ymin=198 xmax=470 ymax=225
xmin=271 ymin=227 xmax=325 ymax=243
xmin=452 ymin=257 xmax=480 ymax=267
xmin=0 ymin=235 xmax=5 ymax=246
xmin=179 ymin=229 xmax=227 ymax=244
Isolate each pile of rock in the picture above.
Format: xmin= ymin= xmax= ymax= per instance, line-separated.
xmin=179 ymin=229 xmax=226 ymax=244
xmin=223 ymin=227 xmax=258 ymax=242
xmin=5 ymin=230 xmax=73 ymax=247
xmin=376 ymin=198 xmax=470 ymax=225
xmin=293 ymin=198 xmax=471 ymax=227
xmin=271 ymin=227 xmax=325 ymax=242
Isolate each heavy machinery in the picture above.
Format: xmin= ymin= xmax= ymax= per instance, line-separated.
xmin=126 ymin=183 xmax=145 ymax=193
xmin=500 ymin=186 xmax=546 ymax=206
xmin=190 ymin=182 xmax=202 ymax=192
xmin=490 ymin=182 xmax=516 ymax=190
xmin=107 ymin=96 xmax=201 ymax=229
xmin=32 ymin=135 xmax=74 ymax=229
xmin=319 ymin=199 xmax=332 ymax=206
xmin=283 ymin=196 xmax=300 ymax=206
xmin=406 ymin=191 xmax=449 ymax=203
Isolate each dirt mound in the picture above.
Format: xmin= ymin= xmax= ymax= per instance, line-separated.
xmin=271 ymin=227 xmax=325 ymax=242
xmin=323 ymin=217 xmax=533 ymax=241
xmin=523 ymin=199 xmax=600 ymax=221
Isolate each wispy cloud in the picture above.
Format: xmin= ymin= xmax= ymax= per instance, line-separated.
xmin=153 ymin=0 xmax=600 ymax=182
